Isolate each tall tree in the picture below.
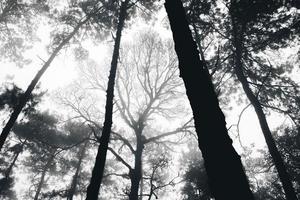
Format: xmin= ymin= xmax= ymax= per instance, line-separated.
xmin=59 ymin=29 xmax=187 ymax=199
xmin=164 ymin=0 xmax=254 ymax=199
xmin=229 ymin=1 xmax=299 ymax=199
xmin=113 ymin=31 xmax=188 ymax=200
xmin=85 ymin=1 xmax=131 ymax=199
xmin=184 ymin=0 xmax=299 ymax=198
xmin=0 ymin=1 xmax=107 ymax=151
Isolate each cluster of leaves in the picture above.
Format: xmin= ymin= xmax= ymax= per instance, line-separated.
xmin=181 ymin=144 xmax=211 ymax=200
xmin=0 ymin=0 xmax=50 ymax=67
xmin=0 ymin=84 xmax=44 ymax=116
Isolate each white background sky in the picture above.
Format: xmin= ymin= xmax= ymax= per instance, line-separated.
xmin=1 ymin=4 xmax=299 ymax=199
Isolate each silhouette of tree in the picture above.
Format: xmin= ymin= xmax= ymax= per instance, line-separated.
xmin=164 ymin=0 xmax=254 ymax=199
xmin=229 ymin=1 xmax=299 ymax=199
xmin=184 ymin=0 xmax=299 ymax=198
xmin=0 ymin=83 xmax=43 ymax=115
xmin=0 ymin=0 xmax=111 ymax=151
xmin=85 ymin=1 xmax=131 ymax=199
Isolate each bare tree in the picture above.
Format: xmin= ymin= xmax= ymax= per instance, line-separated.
xmin=57 ymin=30 xmax=191 ymax=200
xmin=110 ymin=30 xmax=190 ymax=200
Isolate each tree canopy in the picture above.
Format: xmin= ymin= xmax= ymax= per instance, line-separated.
xmin=0 ymin=0 xmax=299 ymax=199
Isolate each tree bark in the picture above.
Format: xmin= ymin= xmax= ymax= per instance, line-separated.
xmin=129 ymin=129 xmax=143 ymax=200
xmin=164 ymin=0 xmax=254 ymax=199
xmin=85 ymin=1 xmax=130 ymax=199
xmin=139 ymin=166 xmax=144 ymax=200
xmin=33 ymin=154 xmax=54 ymax=200
xmin=67 ymin=139 xmax=89 ymax=200
xmin=0 ymin=14 xmax=93 ymax=151
xmin=231 ymin=17 xmax=298 ymax=200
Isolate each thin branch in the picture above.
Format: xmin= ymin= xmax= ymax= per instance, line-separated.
xmin=107 ymin=146 xmax=132 ymax=171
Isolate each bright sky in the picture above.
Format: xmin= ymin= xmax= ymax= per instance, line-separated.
xmin=1 ymin=4 xmax=298 ymax=200
xmin=0 ymin=0 xmax=283 ymax=161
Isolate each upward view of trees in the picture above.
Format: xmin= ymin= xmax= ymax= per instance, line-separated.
xmin=0 ymin=0 xmax=299 ymax=200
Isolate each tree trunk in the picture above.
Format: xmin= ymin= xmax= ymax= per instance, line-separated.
xmin=231 ymin=18 xmax=298 ymax=200
xmin=0 ymin=142 xmax=23 ymax=192
xmin=0 ymin=15 xmax=92 ymax=151
xmin=164 ymin=0 xmax=254 ymax=199
xmin=5 ymin=143 xmax=24 ymax=178
xmin=139 ymin=167 xmax=144 ymax=200
xmin=129 ymin=130 xmax=143 ymax=200
xmin=33 ymin=154 xmax=54 ymax=200
xmin=85 ymin=1 xmax=129 ymax=199
xmin=67 ymin=139 xmax=89 ymax=200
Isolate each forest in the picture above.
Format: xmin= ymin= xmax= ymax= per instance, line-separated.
xmin=0 ymin=0 xmax=299 ymax=199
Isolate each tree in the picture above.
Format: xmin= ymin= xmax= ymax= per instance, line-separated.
xmin=12 ymin=111 xmax=88 ymax=199
xmin=0 ymin=0 xmax=49 ymax=66
xmin=229 ymin=1 xmax=299 ymax=199
xmin=0 ymin=142 xmax=23 ymax=200
xmin=58 ymin=29 xmax=189 ymax=199
xmin=85 ymin=1 xmax=131 ymax=199
xmin=164 ymin=0 xmax=254 ymax=199
xmin=112 ymin=31 xmax=188 ymax=200
xmin=0 ymin=0 xmax=108 ymax=151
xmin=181 ymin=142 xmax=211 ymax=200
xmin=65 ymin=123 xmax=92 ymax=200
xmin=183 ymin=0 xmax=299 ymax=198
xmin=0 ymin=84 xmax=43 ymax=199
xmin=0 ymin=83 xmax=43 ymax=116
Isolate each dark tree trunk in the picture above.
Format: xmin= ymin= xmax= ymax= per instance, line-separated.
xmin=0 ymin=16 xmax=91 ymax=151
xmin=231 ymin=19 xmax=298 ymax=200
xmin=139 ymin=166 xmax=144 ymax=200
xmin=164 ymin=0 xmax=254 ymax=199
xmin=67 ymin=139 xmax=89 ymax=200
xmin=129 ymin=129 xmax=143 ymax=200
xmin=85 ymin=1 xmax=129 ymax=199
xmin=33 ymin=154 xmax=54 ymax=200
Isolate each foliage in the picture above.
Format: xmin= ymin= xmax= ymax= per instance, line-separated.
xmin=181 ymin=143 xmax=211 ymax=200
xmin=0 ymin=83 xmax=44 ymax=116
xmin=0 ymin=0 xmax=49 ymax=67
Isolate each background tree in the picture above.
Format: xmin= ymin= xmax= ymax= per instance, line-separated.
xmin=0 ymin=0 xmax=49 ymax=66
xmin=11 ymin=111 xmax=89 ymax=199
xmin=0 ymin=0 xmax=122 ymax=150
xmin=180 ymin=141 xmax=211 ymax=200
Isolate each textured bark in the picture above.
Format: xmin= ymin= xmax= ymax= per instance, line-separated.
xmin=0 ymin=16 xmax=92 ymax=151
xmin=164 ymin=0 xmax=254 ymax=199
xmin=67 ymin=140 xmax=89 ymax=200
xmin=231 ymin=18 xmax=298 ymax=200
xmin=33 ymin=154 xmax=54 ymax=200
xmin=85 ymin=1 xmax=130 ymax=199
